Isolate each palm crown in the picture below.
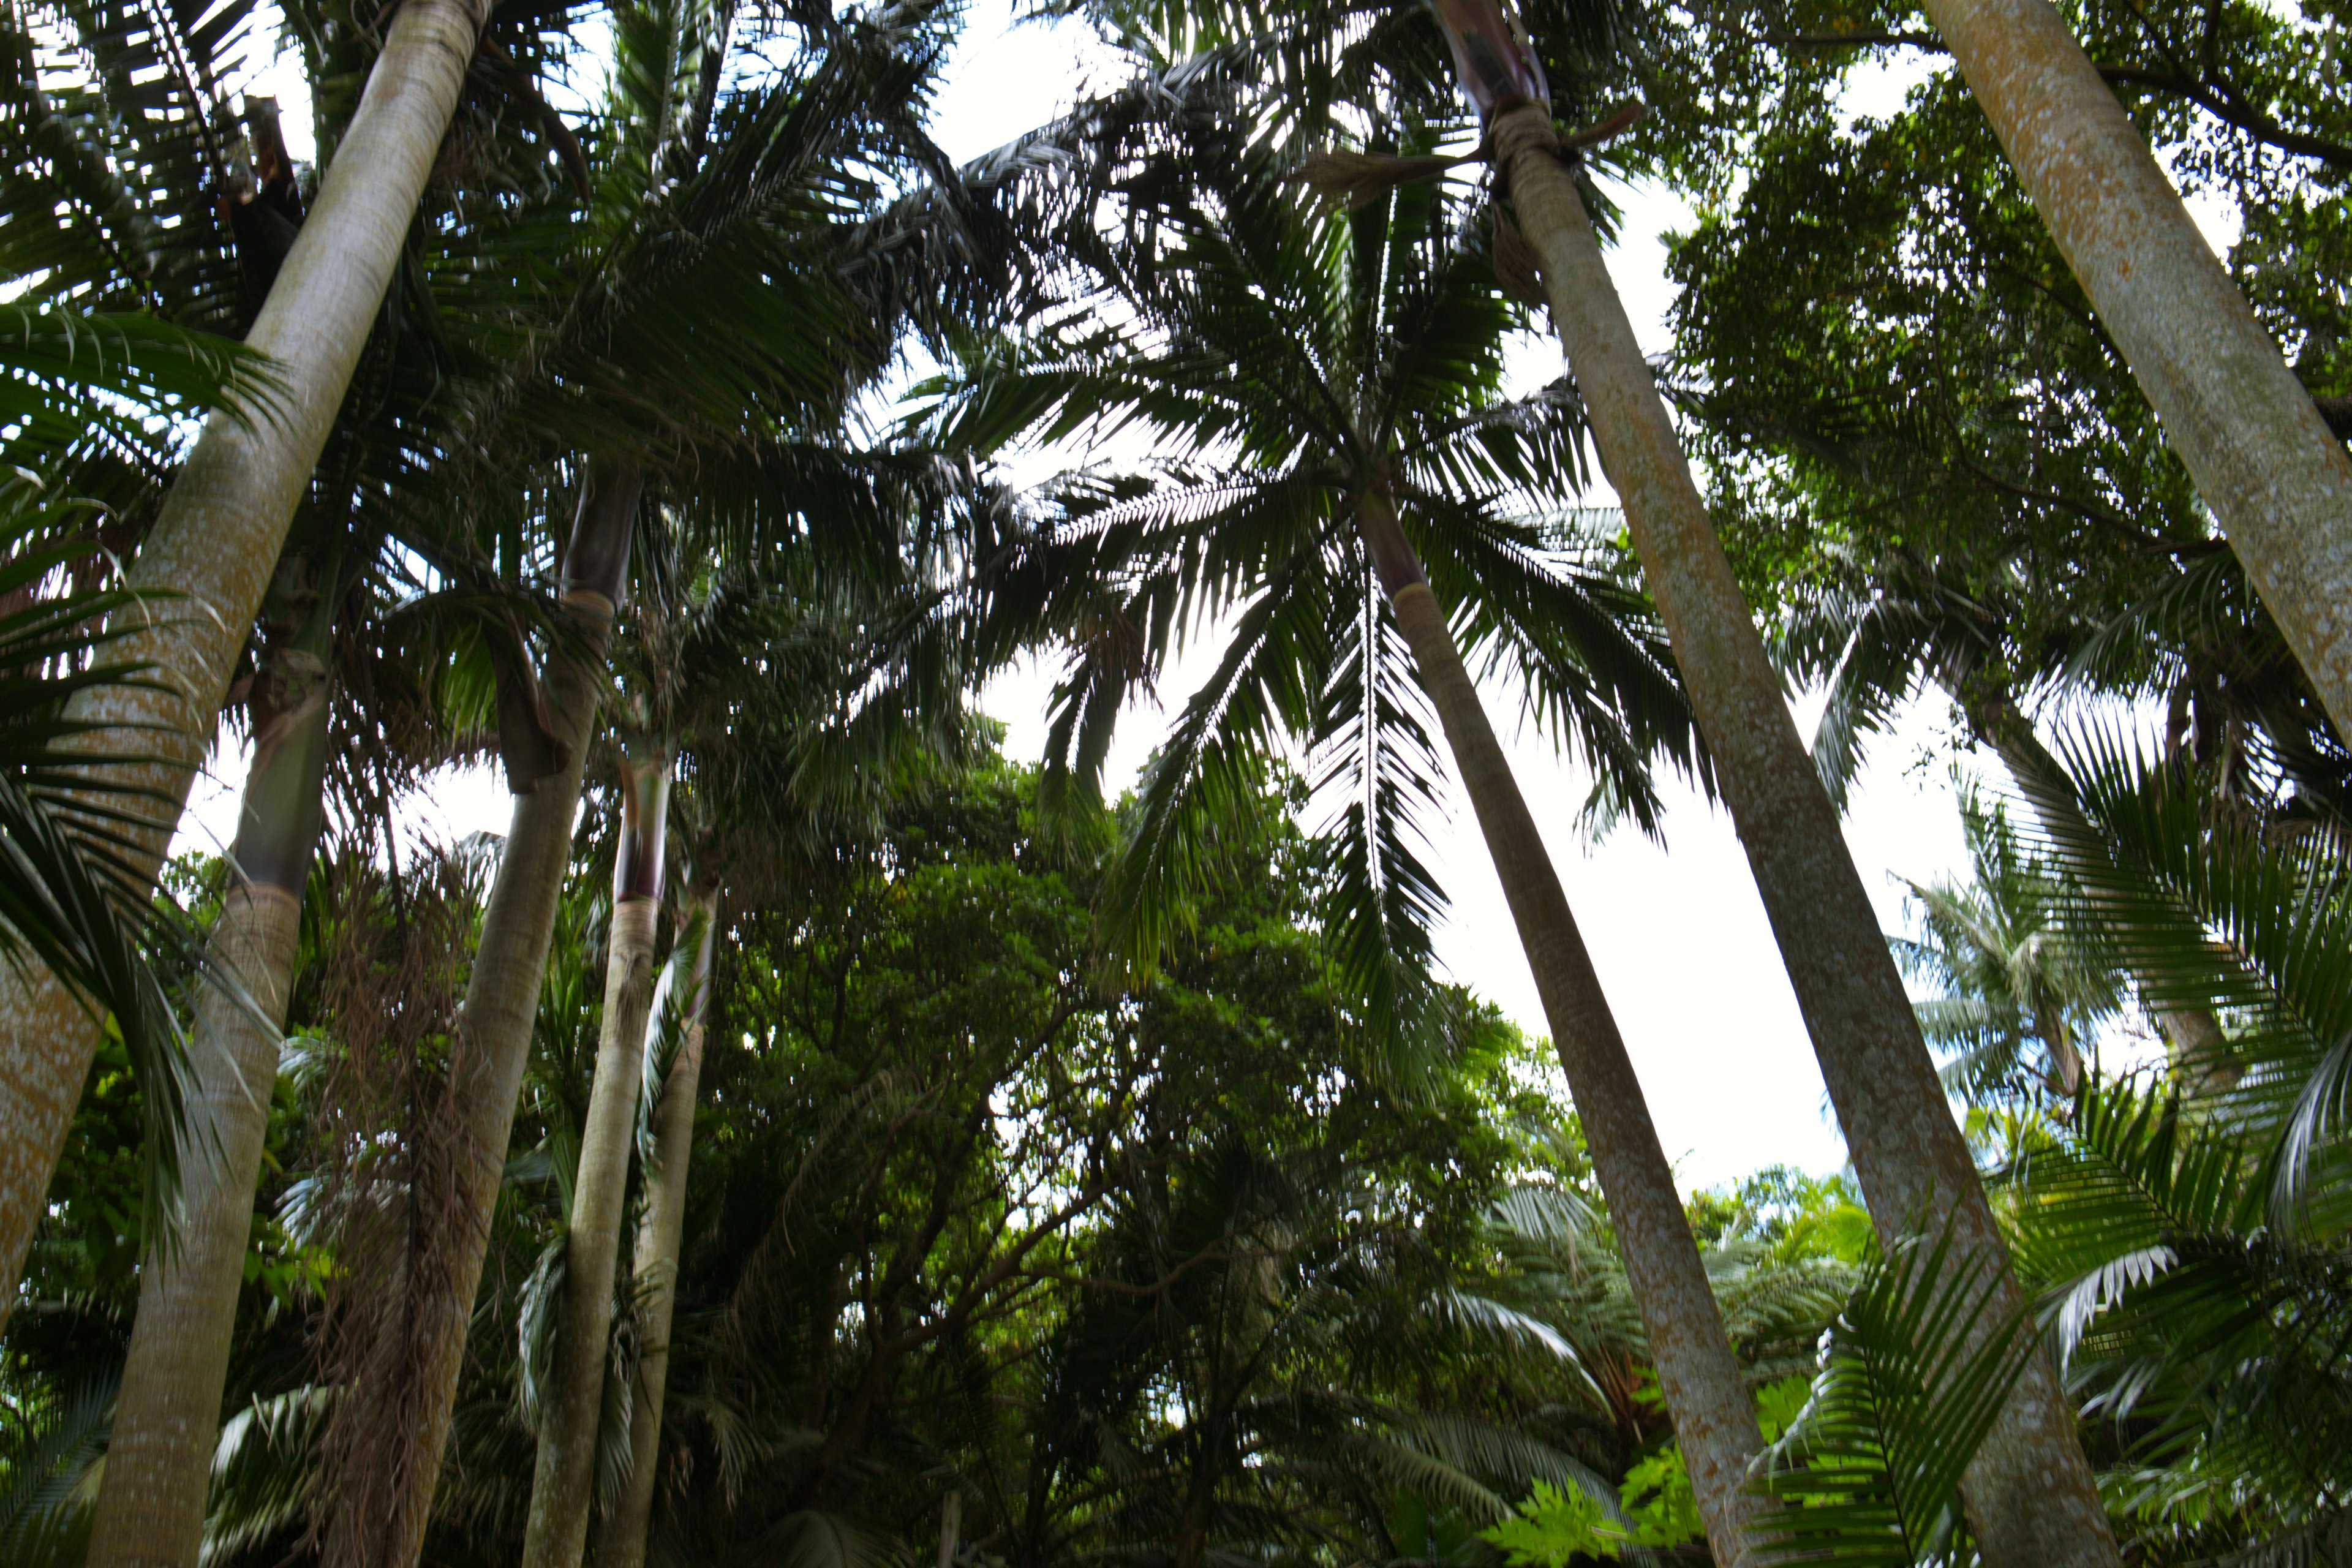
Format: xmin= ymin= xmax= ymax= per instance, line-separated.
xmin=929 ymin=104 xmax=1703 ymax=1039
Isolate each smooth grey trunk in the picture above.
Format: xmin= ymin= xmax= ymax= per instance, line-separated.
xmin=88 ymin=628 xmax=336 ymax=1568
xmin=1915 ymin=0 xmax=2352 ymax=744
xmin=325 ymin=466 xmax=641 ymax=1568
xmin=0 ymin=0 xmax=494 ymax=1316
xmin=524 ymin=745 xmax=673 ymax=1568
xmin=1359 ymin=488 xmax=1766 ymax=1564
xmin=592 ymin=895 xmax=715 ymax=1568
xmin=1490 ymin=104 xmax=2119 ymax=1567
xmin=82 ymin=886 xmax=303 ymax=1568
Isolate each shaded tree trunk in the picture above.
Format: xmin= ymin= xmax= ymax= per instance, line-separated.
xmin=1355 ymin=485 xmax=1768 ymax=1566
xmin=1915 ymin=0 xmax=2352 ymax=744
xmin=593 ymin=892 xmax=717 ymax=1568
xmin=1488 ymin=102 xmax=2119 ymax=1568
xmin=322 ymin=463 xmax=641 ymax=1568
xmin=0 ymin=0 xmax=496 ymax=1317
xmin=86 ymin=595 xmax=337 ymax=1568
xmin=524 ymin=740 xmax=674 ymax=1568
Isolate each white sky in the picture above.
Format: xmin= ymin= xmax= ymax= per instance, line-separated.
xmin=173 ymin=0 xmax=2187 ymax=1193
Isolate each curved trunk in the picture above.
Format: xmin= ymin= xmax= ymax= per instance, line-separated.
xmin=1357 ymin=487 xmax=1768 ymax=1564
xmin=523 ymin=744 xmax=673 ymax=1568
xmin=86 ymin=615 xmax=336 ymax=1568
xmin=0 ymin=0 xmax=494 ymax=1317
xmin=593 ymin=894 xmax=717 ymax=1568
xmin=1912 ymin=0 xmax=2352 ymax=744
xmin=322 ymin=463 xmax=640 ymax=1568
xmin=1966 ymin=690 xmax=2238 ymax=1093
xmin=1489 ymin=102 xmax=2117 ymax=1567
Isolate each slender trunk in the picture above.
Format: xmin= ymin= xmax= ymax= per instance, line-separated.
xmin=1915 ymin=0 xmax=2352 ymax=743
xmin=324 ymin=464 xmax=641 ymax=1568
xmin=80 ymin=891 xmax=301 ymax=1567
xmin=592 ymin=894 xmax=716 ymax=1568
xmin=86 ymin=614 xmax=337 ymax=1568
xmin=1357 ymin=486 xmax=1767 ymax=1564
xmin=1966 ymin=690 xmax=2238 ymax=1093
xmin=0 ymin=0 xmax=492 ymax=1316
xmin=523 ymin=742 xmax=673 ymax=1568
xmin=935 ymin=1491 xmax=961 ymax=1568
xmin=1489 ymin=103 xmax=2118 ymax=1567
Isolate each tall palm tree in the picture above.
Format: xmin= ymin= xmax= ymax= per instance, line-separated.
xmin=309 ymin=13 xmax=974 ymax=1562
xmin=587 ymin=545 xmax=978 ymax=1568
xmin=930 ymin=109 xmax=1774 ymax=1560
xmin=530 ymin=484 xmax=979 ymax=1568
xmin=1417 ymin=4 xmax=2119 ymax=1557
xmin=0 ymin=0 xmax=532 ymax=1300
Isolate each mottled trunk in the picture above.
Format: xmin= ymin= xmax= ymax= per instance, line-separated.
xmin=523 ymin=744 xmax=673 ymax=1568
xmin=1916 ymin=0 xmax=2352 ymax=744
xmin=592 ymin=895 xmax=715 ymax=1568
xmin=327 ymin=464 xmax=641 ymax=1568
xmin=1354 ymin=488 xmax=1766 ymax=1564
xmin=0 ymin=0 xmax=493 ymax=1316
xmin=86 ymin=621 xmax=335 ymax=1568
xmin=1489 ymin=102 xmax=2118 ymax=1568
xmin=1967 ymin=692 xmax=2238 ymax=1093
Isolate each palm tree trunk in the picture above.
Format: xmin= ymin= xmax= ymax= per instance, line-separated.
xmin=0 ymin=0 xmax=496 ymax=1313
xmin=1913 ymin=0 xmax=2352 ymax=744
xmin=593 ymin=894 xmax=716 ymax=1568
xmin=1488 ymin=104 xmax=2118 ymax=1568
xmin=85 ymin=619 xmax=336 ymax=1568
xmin=1963 ymin=689 xmax=2238 ymax=1093
xmin=324 ymin=463 xmax=641 ymax=1568
xmin=523 ymin=741 xmax=673 ymax=1568
xmin=1356 ymin=485 xmax=1767 ymax=1565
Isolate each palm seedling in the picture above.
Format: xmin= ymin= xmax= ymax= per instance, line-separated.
xmin=922 ymin=85 xmax=1796 ymax=1556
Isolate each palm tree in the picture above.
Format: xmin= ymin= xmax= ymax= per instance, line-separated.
xmin=530 ymin=490 xmax=979 ymax=1568
xmin=0 ymin=0 xmax=544 ymax=1300
xmin=1893 ymin=791 xmax=2124 ymax=1107
xmin=1790 ymin=551 xmax=2251 ymax=1089
xmin=929 ymin=105 xmax=1777 ymax=1559
xmin=307 ymin=13 xmax=979 ymax=1561
xmin=1412 ymin=4 xmax=2119 ymax=1556
xmin=589 ymin=550 xmax=978 ymax=1568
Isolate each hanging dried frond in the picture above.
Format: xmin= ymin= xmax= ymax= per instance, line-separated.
xmin=287 ymin=850 xmax=485 ymax=1568
xmin=1283 ymin=150 xmax=1478 ymax=211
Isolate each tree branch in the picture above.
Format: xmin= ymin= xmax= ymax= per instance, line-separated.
xmin=2096 ymin=64 xmax=2352 ymax=170
xmin=1761 ymin=28 xmax=1945 ymax=48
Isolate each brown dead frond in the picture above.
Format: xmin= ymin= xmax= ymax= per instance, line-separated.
xmin=293 ymin=849 xmax=485 ymax=1568
xmin=1562 ymin=99 xmax=1647 ymax=156
xmin=1284 ymin=150 xmax=1477 ymax=211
